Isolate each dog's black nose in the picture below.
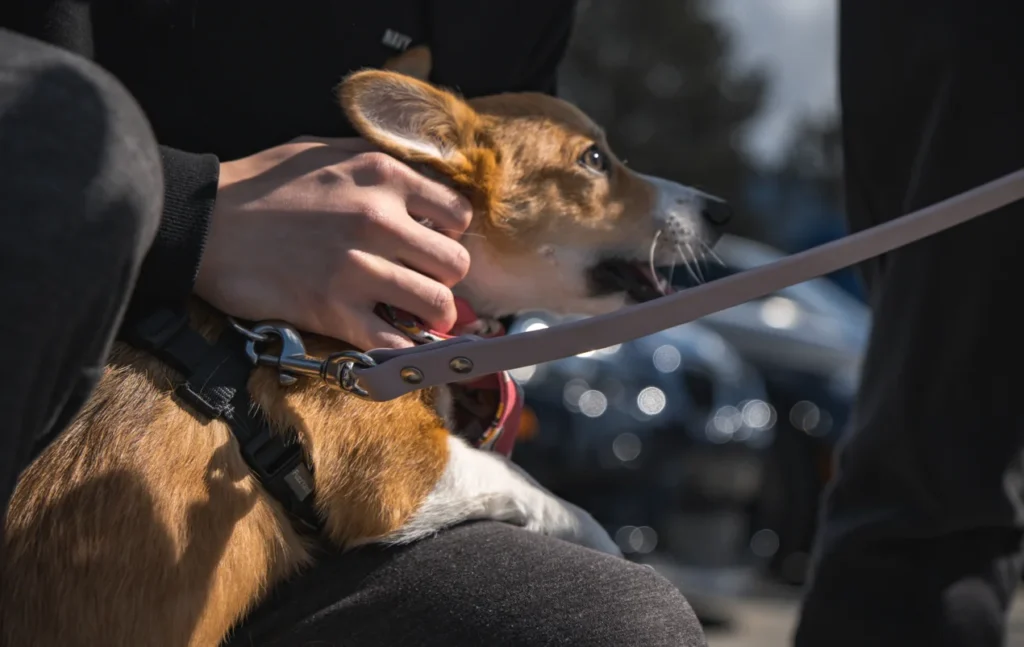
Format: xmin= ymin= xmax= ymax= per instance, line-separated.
xmin=701 ymin=196 xmax=733 ymax=226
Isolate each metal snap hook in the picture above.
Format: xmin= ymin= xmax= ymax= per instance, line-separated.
xmin=241 ymin=321 xmax=314 ymax=386
xmin=235 ymin=318 xmax=377 ymax=395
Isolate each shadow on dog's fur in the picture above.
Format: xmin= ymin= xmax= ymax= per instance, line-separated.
xmin=2 ymin=302 xmax=450 ymax=645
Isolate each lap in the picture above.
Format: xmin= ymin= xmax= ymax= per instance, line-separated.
xmin=227 ymin=521 xmax=706 ymax=646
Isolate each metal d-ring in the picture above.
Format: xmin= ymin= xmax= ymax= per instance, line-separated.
xmin=322 ymin=350 xmax=377 ymax=398
xmin=228 ymin=316 xmax=270 ymax=344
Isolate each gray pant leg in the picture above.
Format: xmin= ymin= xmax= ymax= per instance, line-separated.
xmin=227 ymin=521 xmax=707 ymax=646
xmin=0 ymin=27 xmax=162 ymax=529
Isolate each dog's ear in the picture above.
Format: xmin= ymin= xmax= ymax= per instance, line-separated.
xmin=382 ymin=45 xmax=433 ymax=81
xmin=339 ymin=69 xmax=479 ymax=167
xmin=339 ymin=70 xmax=500 ymax=212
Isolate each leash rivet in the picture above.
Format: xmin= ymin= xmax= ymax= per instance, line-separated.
xmin=449 ymin=357 xmax=473 ymax=374
xmin=400 ymin=367 xmax=424 ymax=384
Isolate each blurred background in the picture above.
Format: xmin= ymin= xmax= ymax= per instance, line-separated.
xmin=502 ymin=1 xmax=1023 ymax=644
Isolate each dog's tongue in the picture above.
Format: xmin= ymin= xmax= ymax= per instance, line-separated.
xmin=452 ymin=298 xmax=479 ymax=331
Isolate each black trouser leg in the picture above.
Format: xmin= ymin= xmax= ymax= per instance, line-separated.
xmin=227 ymin=521 xmax=708 ymax=647
xmin=796 ymin=2 xmax=1024 ymax=645
xmin=0 ymin=28 xmax=162 ymax=532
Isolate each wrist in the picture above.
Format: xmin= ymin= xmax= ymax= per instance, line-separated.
xmin=216 ymin=156 xmax=249 ymax=193
xmin=197 ymin=155 xmax=266 ymax=301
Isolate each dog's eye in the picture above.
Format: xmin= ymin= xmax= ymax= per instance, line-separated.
xmin=578 ymin=144 xmax=610 ymax=174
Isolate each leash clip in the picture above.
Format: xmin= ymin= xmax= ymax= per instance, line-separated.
xmin=236 ymin=319 xmax=376 ymax=396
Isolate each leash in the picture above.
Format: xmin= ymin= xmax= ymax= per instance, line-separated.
xmin=347 ymin=166 xmax=1024 ymax=401
xmin=117 ymin=166 xmax=1024 ymax=537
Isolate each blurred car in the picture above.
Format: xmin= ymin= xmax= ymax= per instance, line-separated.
xmin=675 ymin=234 xmax=868 ymax=389
xmin=668 ymin=233 xmax=870 ymax=584
xmin=508 ymin=234 xmax=870 ymax=585
xmin=507 ymin=313 xmax=773 ymax=570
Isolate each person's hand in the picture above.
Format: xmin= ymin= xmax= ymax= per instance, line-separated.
xmin=194 ymin=137 xmax=472 ymax=350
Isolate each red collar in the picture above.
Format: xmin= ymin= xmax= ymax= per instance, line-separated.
xmin=375 ymin=299 xmax=523 ymax=457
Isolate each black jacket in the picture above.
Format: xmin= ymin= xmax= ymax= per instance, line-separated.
xmin=1 ymin=1 xmax=575 ymax=313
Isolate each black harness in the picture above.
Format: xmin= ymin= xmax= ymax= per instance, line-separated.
xmin=124 ymin=308 xmax=323 ymax=533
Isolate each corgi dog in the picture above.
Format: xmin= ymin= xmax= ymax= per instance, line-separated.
xmin=1 ymin=48 xmax=730 ymax=646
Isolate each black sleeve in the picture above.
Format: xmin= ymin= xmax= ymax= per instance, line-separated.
xmin=131 ymin=147 xmax=219 ymax=313
xmin=427 ymin=1 xmax=577 ymax=98
xmin=1 ymin=1 xmax=219 ymax=314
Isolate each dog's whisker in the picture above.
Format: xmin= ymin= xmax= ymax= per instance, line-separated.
xmin=674 ymin=243 xmax=702 ymax=285
xmin=658 ymin=235 xmax=679 ymax=287
xmin=691 ymin=240 xmax=710 ymax=275
xmin=699 ymin=239 xmax=725 ymax=267
xmin=685 ymin=242 xmax=706 ymax=283
xmin=648 ymin=230 xmax=666 ymax=294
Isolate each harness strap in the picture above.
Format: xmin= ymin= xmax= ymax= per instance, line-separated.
xmin=125 ymin=309 xmax=323 ymax=533
xmin=352 ymin=166 xmax=1024 ymax=401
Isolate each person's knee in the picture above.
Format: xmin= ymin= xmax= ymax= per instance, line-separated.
xmin=0 ymin=27 xmax=162 ymax=260
xmin=228 ymin=521 xmax=709 ymax=647
xmin=428 ymin=549 xmax=706 ymax=646
xmin=417 ymin=523 xmax=707 ymax=645
xmin=549 ymin=559 xmax=707 ymax=646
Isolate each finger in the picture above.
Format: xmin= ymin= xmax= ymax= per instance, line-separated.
xmin=405 ymin=185 xmax=473 ymax=239
xmin=391 ymin=217 xmax=471 ymax=287
xmin=295 ymin=301 xmax=414 ymax=352
xmin=376 ymin=159 xmax=473 ymax=237
xmin=365 ymin=256 xmax=459 ymax=333
xmin=345 ymin=308 xmax=416 ymax=351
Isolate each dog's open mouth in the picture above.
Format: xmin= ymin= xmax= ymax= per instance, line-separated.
xmin=588 ymin=259 xmax=675 ymax=303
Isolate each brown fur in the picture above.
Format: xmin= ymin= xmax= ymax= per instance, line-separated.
xmin=1 ymin=302 xmax=449 ymax=646
xmin=2 ymin=52 xmax=680 ymax=647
